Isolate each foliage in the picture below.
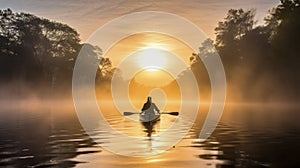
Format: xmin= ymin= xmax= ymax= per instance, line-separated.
xmin=0 ymin=9 xmax=113 ymax=97
xmin=0 ymin=9 xmax=81 ymax=85
xmin=215 ymin=9 xmax=256 ymax=47
xmin=193 ymin=1 xmax=300 ymax=101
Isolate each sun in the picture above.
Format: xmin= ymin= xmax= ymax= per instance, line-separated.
xmin=145 ymin=68 xmax=160 ymax=72
xmin=137 ymin=48 xmax=167 ymax=70
xmin=103 ymin=32 xmax=194 ymax=70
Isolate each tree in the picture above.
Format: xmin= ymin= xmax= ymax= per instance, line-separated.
xmin=0 ymin=9 xmax=82 ymax=97
xmin=264 ymin=0 xmax=300 ymax=97
xmin=188 ymin=39 xmax=214 ymax=101
xmin=265 ymin=0 xmax=300 ymax=71
xmin=215 ymin=9 xmax=256 ymax=48
xmin=77 ymin=44 xmax=114 ymax=82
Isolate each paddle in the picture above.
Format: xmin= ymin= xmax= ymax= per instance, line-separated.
xmin=123 ymin=112 xmax=179 ymax=116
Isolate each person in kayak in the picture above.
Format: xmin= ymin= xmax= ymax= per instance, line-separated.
xmin=141 ymin=96 xmax=160 ymax=116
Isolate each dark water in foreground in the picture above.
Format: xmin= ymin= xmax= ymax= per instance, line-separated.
xmin=0 ymin=101 xmax=300 ymax=167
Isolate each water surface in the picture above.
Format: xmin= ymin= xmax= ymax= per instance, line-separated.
xmin=0 ymin=101 xmax=299 ymax=167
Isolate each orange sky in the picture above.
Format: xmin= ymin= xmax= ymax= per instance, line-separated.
xmin=103 ymin=32 xmax=194 ymax=85
xmin=105 ymin=32 xmax=193 ymax=67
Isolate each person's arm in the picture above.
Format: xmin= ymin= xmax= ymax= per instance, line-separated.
xmin=141 ymin=103 xmax=146 ymax=111
xmin=153 ymin=103 xmax=160 ymax=114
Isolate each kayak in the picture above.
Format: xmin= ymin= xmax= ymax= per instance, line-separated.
xmin=139 ymin=112 xmax=160 ymax=123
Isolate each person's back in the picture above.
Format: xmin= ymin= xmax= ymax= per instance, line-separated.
xmin=141 ymin=97 xmax=160 ymax=116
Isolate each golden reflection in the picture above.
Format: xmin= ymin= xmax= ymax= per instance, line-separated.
xmin=146 ymin=158 xmax=166 ymax=163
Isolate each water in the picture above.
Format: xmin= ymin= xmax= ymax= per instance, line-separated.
xmin=0 ymin=101 xmax=299 ymax=167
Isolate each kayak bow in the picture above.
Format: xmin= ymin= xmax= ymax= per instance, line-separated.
xmin=139 ymin=112 xmax=160 ymax=123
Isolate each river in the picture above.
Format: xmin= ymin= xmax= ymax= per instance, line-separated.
xmin=0 ymin=100 xmax=299 ymax=167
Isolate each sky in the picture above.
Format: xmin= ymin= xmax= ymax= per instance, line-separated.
xmin=106 ymin=33 xmax=193 ymax=85
xmin=0 ymin=0 xmax=280 ymax=42
xmin=105 ymin=33 xmax=193 ymax=66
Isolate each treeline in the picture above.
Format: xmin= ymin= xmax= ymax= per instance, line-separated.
xmin=1 ymin=0 xmax=299 ymax=101
xmin=191 ymin=0 xmax=300 ymax=102
xmin=0 ymin=9 xmax=112 ymax=98
xmin=0 ymin=8 xmax=80 ymax=97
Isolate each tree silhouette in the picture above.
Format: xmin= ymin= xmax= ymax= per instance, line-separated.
xmin=214 ymin=8 xmax=257 ymax=77
xmin=212 ymin=1 xmax=300 ymax=101
xmin=215 ymin=9 xmax=256 ymax=47
xmin=0 ymin=9 xmax=82 ymax=97
xmin=266 ymin=0 xmax=300 ymax=96
xmin=266 ymin=0 xmax=300 ymax=69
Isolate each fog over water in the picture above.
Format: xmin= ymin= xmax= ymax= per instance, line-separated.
xmin=0 ymin=97 xmax=299 ymax=167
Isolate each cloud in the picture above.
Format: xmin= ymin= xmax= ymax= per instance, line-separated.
xmin=0 ymin=0 xmax=280 ymax=41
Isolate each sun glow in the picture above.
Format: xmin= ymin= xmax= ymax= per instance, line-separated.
xmin=104 ymin=33 xmax=194 ymax=69
xmin=145 ymin=67 xmax=160 ymax=71
xmin=133 ymin=69 xmax=175 ymax=87
xmin=137 ymin=48 xmax=168 ymax=70
xmin=141 ymin=42 xmax=169 ymax=51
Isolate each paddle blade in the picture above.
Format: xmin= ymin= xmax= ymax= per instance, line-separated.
xmin=160 ymin=112 xmax=179 ymax=116
xmin=123 ymin=112 xmax=140 ymax=116
xmin=168 ymin=112 xmax=179 ymax=116
xmin=124 ymin=112 xmax=134 ymax=116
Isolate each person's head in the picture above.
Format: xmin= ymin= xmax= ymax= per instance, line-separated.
xmin=147 ymin=96 xmax=152 ymax=103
